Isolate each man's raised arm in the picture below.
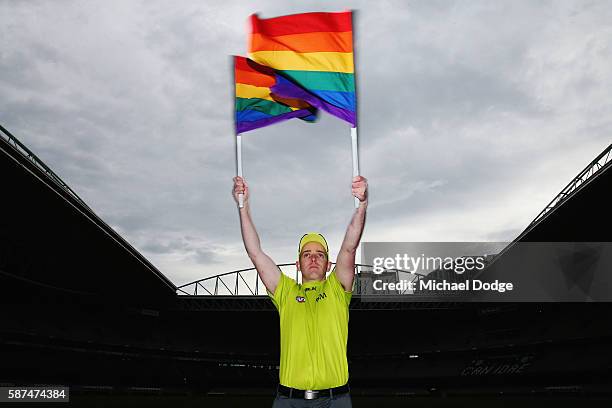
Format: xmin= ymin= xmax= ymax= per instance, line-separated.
xmin=335 ymin=176 xmax=368 ymax=291
xmin=233 ymin=176 xmax=281 ymax=294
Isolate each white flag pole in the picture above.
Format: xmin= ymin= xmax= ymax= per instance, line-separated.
xmin=351 ymin=126 xmax=360 ymax=209
xmin=236 ymin=134 xmax=244 ymax=208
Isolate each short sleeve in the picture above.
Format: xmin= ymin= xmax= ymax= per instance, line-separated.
xmin=327 ymin=268 xmax=353 ymax=306
xmin=267 ymin=273 xmax=294 ymax=312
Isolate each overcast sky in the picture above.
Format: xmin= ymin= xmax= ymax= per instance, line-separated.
xmin=1 ymin=0 xmax=611 ymax=286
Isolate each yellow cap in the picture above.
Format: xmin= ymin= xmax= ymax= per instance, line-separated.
xmin=298 ymin=233 xmax=329 ymax=257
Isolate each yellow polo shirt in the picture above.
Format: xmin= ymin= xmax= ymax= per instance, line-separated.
xmin=268 ymin=269 xmax=352 ymax=390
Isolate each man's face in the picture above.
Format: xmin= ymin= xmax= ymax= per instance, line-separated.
xmin=297 ymin=242 xmax=331 ymax=282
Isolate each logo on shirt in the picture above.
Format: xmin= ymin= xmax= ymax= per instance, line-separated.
xmin=304 ymin=287 xmax=317 ymax=292
xmin=295 ymin=296 xmax=306 ymax=303
xmin=315 ymin=292 xmax=328 ymax=303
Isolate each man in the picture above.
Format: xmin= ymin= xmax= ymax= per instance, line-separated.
xmin=232 ymin=175 xmax=368 ymax=407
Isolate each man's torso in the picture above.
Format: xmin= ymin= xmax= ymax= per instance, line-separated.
xmin=269 ymin=270 xmax=352 ymax=390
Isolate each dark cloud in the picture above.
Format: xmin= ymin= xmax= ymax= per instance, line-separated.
xmin=193 ymin=248 xmax=219 ymax=265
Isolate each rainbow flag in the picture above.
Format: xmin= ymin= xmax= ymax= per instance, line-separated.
xmin=249 ymin=11 xmax=356 ymax=126
xmin=234 ymin=56 xmax=317 ymax=134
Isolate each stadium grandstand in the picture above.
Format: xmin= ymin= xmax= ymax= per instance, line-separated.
xmin=2 ymin=122 xmax=612 ymax=407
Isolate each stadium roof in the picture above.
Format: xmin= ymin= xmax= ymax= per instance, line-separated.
xmin=1 ymin=124 xmax=176 ymax=307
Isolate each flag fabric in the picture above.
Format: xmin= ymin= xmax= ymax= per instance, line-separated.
xmin=249 ymin=11 xmax=357 ymax=126
xmin=234 ymin=56 xmax=317 ymax=134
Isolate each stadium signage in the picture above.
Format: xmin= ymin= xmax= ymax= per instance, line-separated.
xmin=461 ymin=356 xmax=534 ymax=376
